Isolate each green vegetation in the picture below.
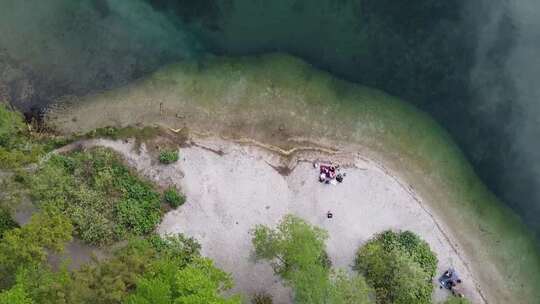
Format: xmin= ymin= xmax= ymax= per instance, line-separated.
xmin=251 ymin=293 xmax=273 ymax=304
xmin=0 ymin=105 xmax=239 ymax=304
xmin=28 ymin=147 xmax=162 ymax=246
xmin=253 ymin=216 xmax=442 ymax=304
xmin=442 ymin=296 xmax=471 ymax=304
xmin=0 ymin=212 xmax=72 ymax=289
xmin=0 ymin=232 xmax=239 ymax=304
xmin=126 ymin=257 xmax=240 ymax=304
xmin=0 ymin=208 xmax=18 ymax=239
xmin=0 ymin=285 xmax=33 ymax=304
xmin=0 ymin=104 xmax=45 ymax=169
xmin=163 ymin=187 xmax=185 ymax=208
xmin=159 ymin=150 xmax=179 ymax=164
xmin=83 ymin=126 xmax=162 ymax=150
xmin=252 ymin=215 xmax=373 ymax=304
xmin=354 ymin=230 xmax=437 ymax=304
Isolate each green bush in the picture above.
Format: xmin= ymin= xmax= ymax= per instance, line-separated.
xmin=0 ymin=104 xmax=45 ymax=169
xmin=159 ymin=150 xmax=179 ymax=164
xmin=163 ymin=187 xmax=185 ymax=208
xmin=11 ymin=234 xmax=203 ymax=304
xmin=251 ymin=293 xmax=273 ymax=304
xmin=28 ymin=147 xmax=162 ymax=246
xmin=0 ymin=104 xmax=26 ymax=148
xmin=0 ymin=212 xmax=73 ymax=289
xmin=354 ymin=230 xmax=437 ymax=304
xmin=0 ymin=208 xmax=18 ymax=239
xmin=0 ymin=285 xmax=33 ymax=304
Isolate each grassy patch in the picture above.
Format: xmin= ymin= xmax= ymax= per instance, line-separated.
xmin=84 ymin=125 xmax=161 ymax=145
xmin=163 ymin=187 xmax=185 ymax=208
xmin=159 ymin=149 xmax=179 ymax=164
xmin=27 ymin=147 xmax=162 ymax=246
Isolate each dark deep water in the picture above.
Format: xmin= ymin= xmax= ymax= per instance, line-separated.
xmin=1 ymin=0 xmax=539 ymax=238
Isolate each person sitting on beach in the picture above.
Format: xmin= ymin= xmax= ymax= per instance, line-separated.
xmin=329 ymin=166 xmax=336 ymax=178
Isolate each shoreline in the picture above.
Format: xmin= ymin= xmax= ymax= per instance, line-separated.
xmin=44 ymin=53 xmax=540 ymax=303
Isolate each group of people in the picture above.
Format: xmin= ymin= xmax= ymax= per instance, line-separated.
xmin=439 ymin=268 xmax=465 ymax=298
xmin=313 ymin=162 xmax=346 ymax=220
xmin=317 ymin=163 xmax=345 ymax=184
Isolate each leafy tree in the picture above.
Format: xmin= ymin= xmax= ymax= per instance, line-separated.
xmin=12 ymin=264 xmax=72 ymax=304
xmin=0 ymin=208 xmax=18 ymax=239
xmin=67 ymin=234 xmax=201 ymax=304
xmin=0 ymin=212 xmax=72 ymax=288
xmin=125 ymin=257 xmax=241 ymax=304
xmin=328 ymin=270 xmax=373 ymax=304
xmin=0 ymin=104 xmax=44 ymax=169
xmin=354 ymin=230 xmax=437 ymax=304
xmin=252 ymin=215 xmax=373 ymax=304
xmin=0 ymin=285 xmax=33 ymax=304
xmin=0 ymin=104 xmax=26 ymax=148
xmin=252 ymin=214 xmax=329 ymax=277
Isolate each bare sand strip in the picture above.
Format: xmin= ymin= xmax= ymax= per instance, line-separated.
xmin=77 ymin=137 xmax=486 ymax=304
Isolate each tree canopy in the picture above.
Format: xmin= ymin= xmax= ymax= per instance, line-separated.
xmin=354 ymin=230 xmax=437 ymax=304
xmin=126 ymin=258 xmax=241 ymax=304
xmin=0 ymin=212 xmax=72 ymax=289
xmin=252 ymin=214 xmax=373 ymax=304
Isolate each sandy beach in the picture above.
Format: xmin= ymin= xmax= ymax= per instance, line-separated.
xmin=74 ymin=137 xmax=486 ymax=304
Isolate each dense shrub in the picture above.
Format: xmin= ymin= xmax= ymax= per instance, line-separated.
xmin=354 ymin=230 xmax=437 ymax=304
xmin=126 ymin=257 xmax=241 ymax=304
xmin=163 ymin=187 xmax=185 ymax=208
xmin=7 ymin=234 xmax=204 ymax=304
xmin=159 ymin=150 xmax=179 ymax=164
xmin=0 ymin=212 xmax=72 ymax=289
xmin=0 ymin=104 xmax=26 ymax=148
xmin=28 ymin=147 xmax=162 ymax=245
xmin=0 ymin=104 xmax=45 ymax=169
xmin=0 ymin=285 xmax=33 ymax=304
xmin=251 ymin=293 xmax=273 ymax=304
xmin=0 ymin=208 xmax=18 ymax=239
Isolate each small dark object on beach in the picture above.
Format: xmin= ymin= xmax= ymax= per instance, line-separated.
xmin=327 ymin=211 xmax=333 ymax=219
